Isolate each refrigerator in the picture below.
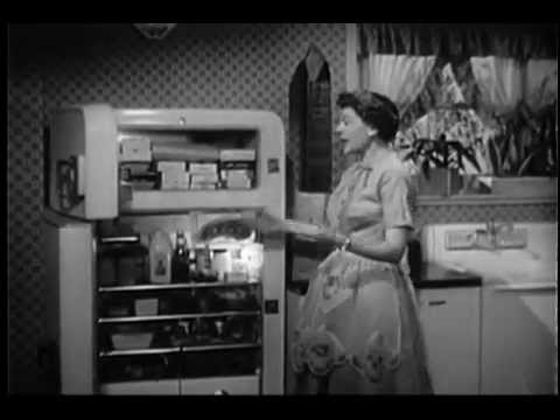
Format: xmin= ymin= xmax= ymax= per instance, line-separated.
xmin=42 ymin=105 xmax=286 ymax=395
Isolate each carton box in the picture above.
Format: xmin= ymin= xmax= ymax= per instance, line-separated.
xmin=119 ymin=135 xmax=152 ymax=162
xmin=157 ymin=161 xmax=187 ymax=172
xmin=161 ymin=171 xmax=190 ymax=190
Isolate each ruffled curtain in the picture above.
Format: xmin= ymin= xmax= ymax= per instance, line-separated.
xmin=524 ymin=59 xmax=558 ymax=112
xmin=469 ymin=57 xmax=558 ymax=115
xmin=357 ymin=23 xmax=558 ymax=177
xmin=470 ymin=57 xmax=524 ymax=116
xmin=359 ymin=23 xmax=557 ymax=61
xmin=359 ymin=23 xmax=558 ymax=117
xmin=364 ymin=54 xmax=436 ymax=113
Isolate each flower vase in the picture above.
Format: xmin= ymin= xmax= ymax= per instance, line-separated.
xmin=418 ymin=168 xmax=462 ymax=197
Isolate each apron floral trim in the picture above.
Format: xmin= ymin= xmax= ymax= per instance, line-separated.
xmin=350 ymin=331 xmax=401 ymax=383
xmin=291 ymin=326 xmax=349 ymax=377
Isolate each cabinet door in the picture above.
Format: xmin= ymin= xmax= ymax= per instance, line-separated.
xmin=481 ymin=284 xmax=556 ymax=394
xmin=417 ymin=287 xmax=481 ymax=394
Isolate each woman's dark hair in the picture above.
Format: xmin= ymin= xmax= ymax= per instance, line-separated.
xmin=336 ymin=91 xmax=400 ymax=142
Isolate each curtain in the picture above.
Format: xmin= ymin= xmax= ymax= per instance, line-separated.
xmin=524 ymin=59 xmax=558 ymax=113
xmin=470 ymin=57 xmax=558 ymax=115
xmin=364 ymin=54 xmax=436 ymax=113
xmin=470 ymin=57 xmax=524 ymax=116
xmin=358 ymin=23 xmax=558 ymax=177
xmin=359 ymin=23 xmax=557 ymax=61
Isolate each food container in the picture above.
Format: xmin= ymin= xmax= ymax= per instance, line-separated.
xmin=134 ymin=298 xmax=159 ymax=316
xmin=111 ymin=333 xmax=154 ymax=350
xmin=107 ymin=304 xmax=132 ymax=318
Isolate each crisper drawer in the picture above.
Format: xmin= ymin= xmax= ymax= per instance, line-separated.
xmin=180 ymin=375 xmax=259 ymax=395
xmin=100 ymin=379 xmax=180 ymax=395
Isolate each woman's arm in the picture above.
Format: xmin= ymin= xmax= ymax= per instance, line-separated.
xmin=257 ymin=211 xmax=410 ymax=264
xmin=328 ymin=227 xmax=411 ymax=264
xmin=294 ymin=191 xmax=330 ymax=226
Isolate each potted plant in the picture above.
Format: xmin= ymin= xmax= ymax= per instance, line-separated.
xmin=402 ymin=134 xmax=482 ymax=196
xmin=486 ymin=103 xmax=557 ymax=197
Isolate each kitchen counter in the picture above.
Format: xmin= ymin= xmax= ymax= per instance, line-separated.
xmin=413 ymin=262 xmax=482 ymax=289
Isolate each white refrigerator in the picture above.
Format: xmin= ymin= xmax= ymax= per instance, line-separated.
xmin=43 ymin=105 xmax=286 ymax=395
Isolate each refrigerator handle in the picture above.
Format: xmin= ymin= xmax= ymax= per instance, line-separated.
xmin=57 ymin=155 xmax=85 ymax=211
xmin=77 ymin=154 xmax=85 ymax=196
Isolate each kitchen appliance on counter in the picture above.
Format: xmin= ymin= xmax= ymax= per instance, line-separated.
xmin=43 ymin=105 xmax=286 ymax=395
xmin=422 ymin=222 xmax=557 ymax=394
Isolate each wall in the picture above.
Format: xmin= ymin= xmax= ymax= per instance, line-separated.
xmin=7 ymin=23 xmax=347 ymax=393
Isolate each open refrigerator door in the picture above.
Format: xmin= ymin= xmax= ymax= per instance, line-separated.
xmin=44 ymin=105 xmax=286 ymax=395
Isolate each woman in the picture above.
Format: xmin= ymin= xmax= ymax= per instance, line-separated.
xmin=262 ymin=91 xmax=433 ymax=394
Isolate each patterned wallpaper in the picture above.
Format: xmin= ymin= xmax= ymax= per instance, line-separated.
xmin=415 ymin=202 xmax=557 ymax=227
xmin=7 ymin=23 xmax=556 ymax=393
xmin=7 ymin=23 xmax=348 ymax=393
xmin=8 ymin=66 xmax=46 ymax=393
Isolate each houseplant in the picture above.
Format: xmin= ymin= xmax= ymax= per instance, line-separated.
xmin=402 ymin=134 xmax=482 ymax=196
xmin=486 ymin=103 xmax=557 ymax=197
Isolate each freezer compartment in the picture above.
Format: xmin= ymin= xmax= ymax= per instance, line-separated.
xmin=118 ymin=129 xmax=260 ymax=204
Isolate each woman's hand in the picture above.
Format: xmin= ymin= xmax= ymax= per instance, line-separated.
xmin=287 ymin=221 xmax=345 ymax=248
xmin=255 ymin=212 xmax=344 ymax=247
xmin=254 ymin=211 xmax=291 ymax=235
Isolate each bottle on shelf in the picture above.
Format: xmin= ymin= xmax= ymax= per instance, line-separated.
xmin=172 ymin=230 xmax=191 ymax=283
xmin=195 ymin=245 xmax=216 ymax=283
xmin=149 ymin=230 xmax=173 ymax=284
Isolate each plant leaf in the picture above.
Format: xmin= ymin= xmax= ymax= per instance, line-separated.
xmin=508 ymin=131 xmax=519 ymax=171
xmin=487 ymin=136 xmax=501 ymax=175
xmin=429 ymin=154 xmax=446 ymax=168
xmin=460 ymin=147 xmax=482 ymax=173
xmin=499 ymin=131 xmax=510 ymax=165
xmin=402 ymin=150 xmax=415 ymax=162
xmin=421 ymin=158 xmax=431 ymax=180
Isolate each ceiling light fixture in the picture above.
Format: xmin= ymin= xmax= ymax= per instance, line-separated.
xmin=134 ymin=23 xmax=178 ymax=40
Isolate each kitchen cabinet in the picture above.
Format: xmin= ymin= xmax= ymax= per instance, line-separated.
xmin=480 ymin=282 xmax=556 ymax=394
xmin=416 ymin=286 xmax=481 ymax=394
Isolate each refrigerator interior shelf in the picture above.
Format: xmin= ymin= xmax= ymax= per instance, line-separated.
xmin=99 ymin=342 xmax=261 ymax=357
xmin=121 ymin=190 xmax=264 ymax=213
xmin=98 ymin=281 xmax=261 ymax=293
xmin=98 ymin=311 xmax=262 ymax=324
xmin=99 ymin=235 xmax=141 ymax=245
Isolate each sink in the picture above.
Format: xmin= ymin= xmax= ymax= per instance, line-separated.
xmin=439 ymin=250 xmax=556 ymax=285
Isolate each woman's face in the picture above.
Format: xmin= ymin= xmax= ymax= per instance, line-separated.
xmin=335 ymin=107 xmax=373 ymax=155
